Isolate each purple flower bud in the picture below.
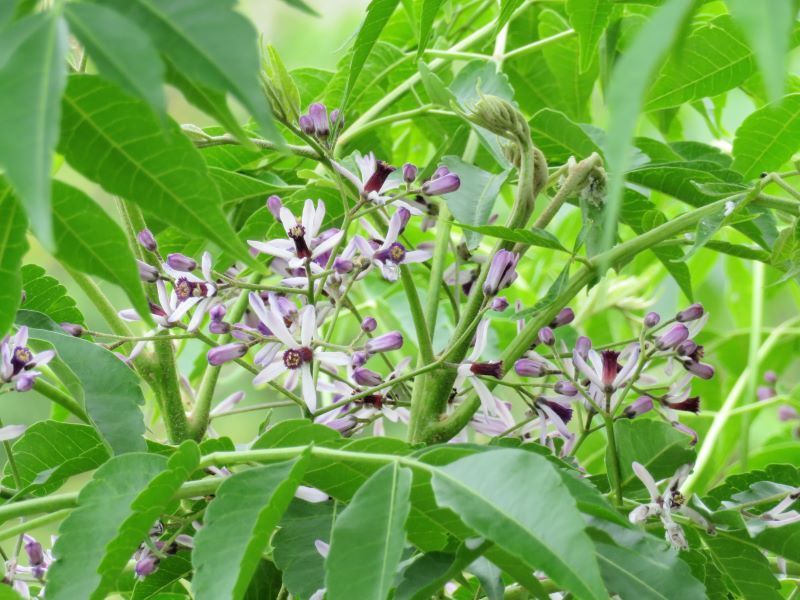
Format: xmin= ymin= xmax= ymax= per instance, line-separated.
xmin=600 ymin=350 xmax=621 ymax=389
xmin=333 ymin=257 xmax=354 ymax=274
xmin=671 ymin=421 xmax=698 ymax=445
xmin=422 ymin=173 xmax=460 ymax=195
xmin=575 ymin=336 xmax=591 ymax=359
xmin=644 ymin=311 xmax=661 ymax=328
xmin=402 ymin=163 xmax=418 ymax=183
xmin=676 ymin=340 xmax=698 ymax=357
xmin=538 ymin=327 xmax=555 ymax=346
xmin=365 ymin=331 xmax=403 ymax=354
xmin=360 ymin=317 xmax=377 ymax=332
xmin=433 ymin=166 xmax=450 ymax=179
xmin=166 ymin=253 xmax=197 ymax=272
xmin=209 ymin=320 xmax=231 ymax=335
xmin=469 ymin=361 xmax=504 ymax=379
xmin=683 ymin=360 xmax=714 ymax=380
xmin=656 ymin=324 xmax=689 ymax=350
xmin=483 ymin=250 xmax=519 ymax=296
xmin=137 ymin=229 xmax=158 ymax=252
xmin=554 ymin=380 xmax=577 ymax=396
xmin=491 ymin=296 xmax=509 ymax=312
xmin=539 ymin=398 xmax=573 ymax=424
xmin=676 ymin=303 xmax=704 ymax=323
xmin=209 ymin=304 xmax=227 ymax=322
xmin=779 ymin=405 xmax=798 ymax=421
xmin=515 ymin=358 xmax=547 ymax=378
xmin=330 ymin=108 xmax=343 ymax=128
xmin=624 ymin=396 xmax=654 ymax=418
xmin=309 ymin=103 xmax=329 ymax=136
xmin=549 ymin=308 xmax=574 ymax=328
xmin=351 ymin=350 xmax=368 ymax=368
xmin=60 ymin=322 xmax=84 ymax=337
xmin=299 ymin=114 xmax=315 ymax=135
xmin=24 ymin=535 xmax=43 ymax=566
xmin=665 ymin=396 xmax=700 ymax=413
xmin=397 ymin=207 xmax=411 ymax=234
xmin=764 ymin=370 xmax=778 ymax=384
xmin=266 ymin=195 xmax=283 ymax=219
xmin=137 ymin=260 xmax=160 ymax=282
xmin=353 ymin=367 xmax=382 ymax=387
xmin=15 ymin=372 xmax=37 ymax=392
xmin=207 ymin=343 xmax=247 ymax=366
xmin=757 ymin=386 xmax=776 ymax=401
xmin=135 ymin=555 xmax=160 ymax=579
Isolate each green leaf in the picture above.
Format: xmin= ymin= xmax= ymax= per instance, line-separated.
xmin=326 ymin=462 xmax=412 ymax=600
xmin=99 ymin=0 xmax=279 ymax=142
xmin=418 ymin=0 xmax=446 ymax=58
xmin=262 ymin=44 xmax=302 ymax=123
xmin=273 ymin=499 xmax=335 ymax=600
xmin=440 ymin=156 xmax=510 ymax=249
xmin=192 ymin=456 xmax=309 ymax=600
xmin=280 ymin=0 xmax=319 ymax=16
xmin=646 ymin=15 xmax=754 ymax=111
xmin=252 ymin=419 xmax=342 ymax=449
xmin=430 ymin=449 xmax=606 ymax=600
xmin=25 ymin=327 xmax=146 ymax=454
xmin=47 ymin=443 xmax=200 ymax=600
xmin=20 ymin=264 xmax=85 ymax=327
xmin=702 ymin=532 xmax=782 ymax=600
xmin=454 ymin=222 xmax=568 ymax=252
xmin=0 ymin=183 xmax=28 ymax=335
xmin=418 ymin=61 xmax=456 ymax=106
xmin=59 ymin=75 xmax=257 ymax=270
xmin=343 ymin=0 xmax=401 ymax=108
xmin=244 ymin=559 xmax=283 ymax=600
xmin=539 ymin=9 xmax=597 ymax=121
xmin=529 ymin=108 xmax=602 ymax=164
xmin=52 ymin=180 xmax=150 ymax=326
xmin=731 ymin=93 xmax=800 ymax=180
xmin=726 ymin=0 xmax=794 ymax=103
xmin=496 ymin=0 xmax=524 ymax=33
xmin=566 ymin=0 xmax=613 ymax=72
xmin=64 ymin=3 xmax=165 ymax=116
xmin=0 ymin=12 xmax=67 ymax=248
xmin=602 ymin=0 xmax=696 ymax=255
xmin=1 ymin=420 xmax=109 ymax=497
xmin=614 ymin=419 xmax=695 ymax=495
xmin=591 ymin=525 xmax=706 ymax=600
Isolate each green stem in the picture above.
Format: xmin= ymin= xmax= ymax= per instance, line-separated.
xmin=424 ymin=204 xmax=452 ymax=334
xmin=740 ymin=261 xmax=764 ymax=471
xmin=33 ymin=379 xmax=90 ymax=423
xmin=603 ymin=413 xmax=623 ymax=507
xmin=0 ymin=509 xmax=71 ymax=542
xmin=65 ymin=268 xmax=133 ymax=340
xmin=152 ymin=331 xmax=189 ymax=443
xmin=400 ymin=265 xmax=434 ymax=364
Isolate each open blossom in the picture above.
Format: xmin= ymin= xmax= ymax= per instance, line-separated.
xmin=354 ymin=152 xmax=398 ymax=203
xmin=573 ymin=344 xmax=640 ymax=395
xmin=1 ymin=327 xmax=55 ymax=392
xmin=248 ymin=293 xmax=349 ymax=411
xmin=355 ymin=209 xmax=432 ymax=281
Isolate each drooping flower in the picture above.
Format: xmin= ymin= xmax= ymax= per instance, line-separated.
xmin=573 ymin=344 xmax=640 ymax=394
xmin=0 ymin=327 xmax=55 ymax=392
xmin=248 ymin=293 xmax=349 ymax=411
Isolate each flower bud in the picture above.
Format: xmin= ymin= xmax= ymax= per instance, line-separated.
xmin=433 ymin=166 xmax=450 ymax=179
xmin=137 ymin=260 xmax=160 ymax=282
xmin=135 ymin=554 xmax=160 ymax=579
xmin=209 ymin=320 xmax=231 ymax=335
xmin=656 ymin=324 xmax=689 ymax=350
xmin=644 ymin=311 xmax=661 ymax=328
xmin=137 ymin=229 xmax=158 ymax=252
xmin=624 ymin=396 xmax=654 ymax=418
xmin=266 ymin=195 xmax=283 ymax=220
xmin=757 ymin=386 xmax=776 ymax=401
xmin=422 ymin=173 xmax=460 ymax=195
xmin=207 ymin=343 xmax=247 ymax=366
xmin=166 ymin=253 xmax=197 ymax=272
xmin=764 ymin=370 xmax=778 ymax=384
xmin=483 ymin=250 xmax=519 ymax=296
xmin=469 ymin=361 xmax=503 ymax=379
xmin=209 ymin=304 xmax=227 ymax=322
xmin=491 ymin=296 xmax=509 ymax=312
xmin=779 ymin=405 xmax=798 ymax=421
xmin=15 ymin=372 xmax=37 ymax=392
xmin=330 ymin=108 xmax=343 ymax=128
xmin=333 ymin=257 xmax=354 ymax=274
xmin=402 ymin=163 xmax=418 ymax=183
xmin=351 ymin=350 xmax=368 ymax=368
xmin=24 ymin=535 xmax=44 ymax=566
xmin=676 ymin=303 xmax=704 ymax=323
xmin=397 ymin=207 xmax=411 ymax=233
xmin=299 ymin=114 xmax=315 ymax=135
xmin=549 ymin=307 xmax=574 ymax=328
xmin=360 ymin=317 xmax=377 ymax=332
xmin=353 ymin=367 xmax=382 ymax=387
xmin=676 ymin=340 xmax=698 ymax=357
xmin=683 ymin=360 xmax=714 ymax=380
xmin=365 ymin=331 xmax=403 ymax=354
xmin=60 ymin=322 xmax=84 ymax=337
xmin=575 ymin=336 xmax=591 ymax=359
xmin=538 ymin=327 xmax=555 ymax=346
xmin=309 ymin=102 xmax=329 ymax=137
xmin=515 ymin=358 xmax=547 ymax=378
xmin=554 ymin=380 xmax=577 ymax=396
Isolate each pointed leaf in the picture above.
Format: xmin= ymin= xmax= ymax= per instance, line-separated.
xmin=0 ymin=12 xmax=67 ymax=247
xmin=326 ymin=462 xmax=412 ymax=600
xmin=192 ymin=455 xmax=309 ymax=600
xmin=0 ymin=182 xmax=28 ymax=335
xmin=454 ymin=222 xmax=568 ymax=252
xmin=52 ymin=180 xmax=150 ymax=326
xmin=431 ymin=449 xmax=606 ymax=600
xmin=566 ymin=0 xmax=613 ymax=72
xmin=529 ymin=108 xmax=602 ymax=163
xmin=47 ymin=443 xmax=200 ymax=600
xmin=59 ymin=75 xmax=257 ymax=269
xmin=64 ymin=3 xmax=165 ymax=116
xmin=20 ymin=264 xmax=85 ymax=327
xmin=418 ymin=0 xmax=446 ymax=58
xmin=702 ymin=532 xmax=782 ymax=600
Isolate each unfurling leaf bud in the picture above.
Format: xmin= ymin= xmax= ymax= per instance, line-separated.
xmin=466 ymin=94 xmax=530 ymax=144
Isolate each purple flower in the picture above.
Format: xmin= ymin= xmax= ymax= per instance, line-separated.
xmin=655 ymin=324 xmax=689 ymax=350
xmin=682 ymin=360 xmax=714 ymax=380
xmin=402 ymin=162 xmax=418 ymax=183
xmin=356 ymin=210 xmax=432 ymax=281
xmin=330 ymin=108 xmax=343 ymax=128
xmin=757 ymin=386 xmax=777 ymax=401
xmin=249 ymin=200 xmax=343 ymax=270
xmin=135 ymin=554 xmax=160 ymax=579
xmin=422 ymin=172 xmax=460 ymax=195
xmin=554 ymin=380 xmax=578 ymax=396
xmin=249 ymin=293 xmax=349 ymax=412
xmin=491 ymin=296 xmax=509 ymax=312
xmin=483 ymin=250 xmax=519 ymax=296
xmin=664 ymin=395 xmax=700 ymax=413
xmin=161 ymin=252 xmax=218 ymax=331
xmin=0 ymin=327 xmax=55 ymax=392
xmin=360 ymin=317 xmax=377 ymax=332
xmin=537 ymin=327 xmax=555 ymax=346
xmin=573 ymin=344 xmax=640 ymax=394
xmin=137 ymin=229 xmax=158 ymax=252
xmin=549 ymin=308 xmax=574 ymax=328
xmin=353 ymin=367 xmax=382 ymax=387
xmin=353 ymin=152 xmax=397 ymax=203
xmin=137 ymin=259 xmax=160 ymax=282
xmin=266 ymin=195 xmax=283 ymax=219
xmin=779 ymin=405 xmax=798 ymax=421
xmin=624 ymin=396 xmax=654 ymax=418
xmin=676 ymin=303 xmax=704 ymax=323
xmin=166 ymin=253 xmax=197 ymax=272
xmin=60 ymin=322 xmax=84 ymax=337
xmin=514 ymin=357 xmax=550 ymax=378
xmin=575 ymin=335 xmax=591 ymax=359
xmin=299 ymin=114 xmax=315 ymax=135
xmin=365 ymin=331 xmax=403 ymax=354
xmin=309 ymin=102 xmax=329 ymax=137
xmin=644 ymin=311 xmax=661 ymax=328
xmin=207 ymin=343 xmax=248 ymax=366
xmin=24 ymin=535 xmax=44 ymax=566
